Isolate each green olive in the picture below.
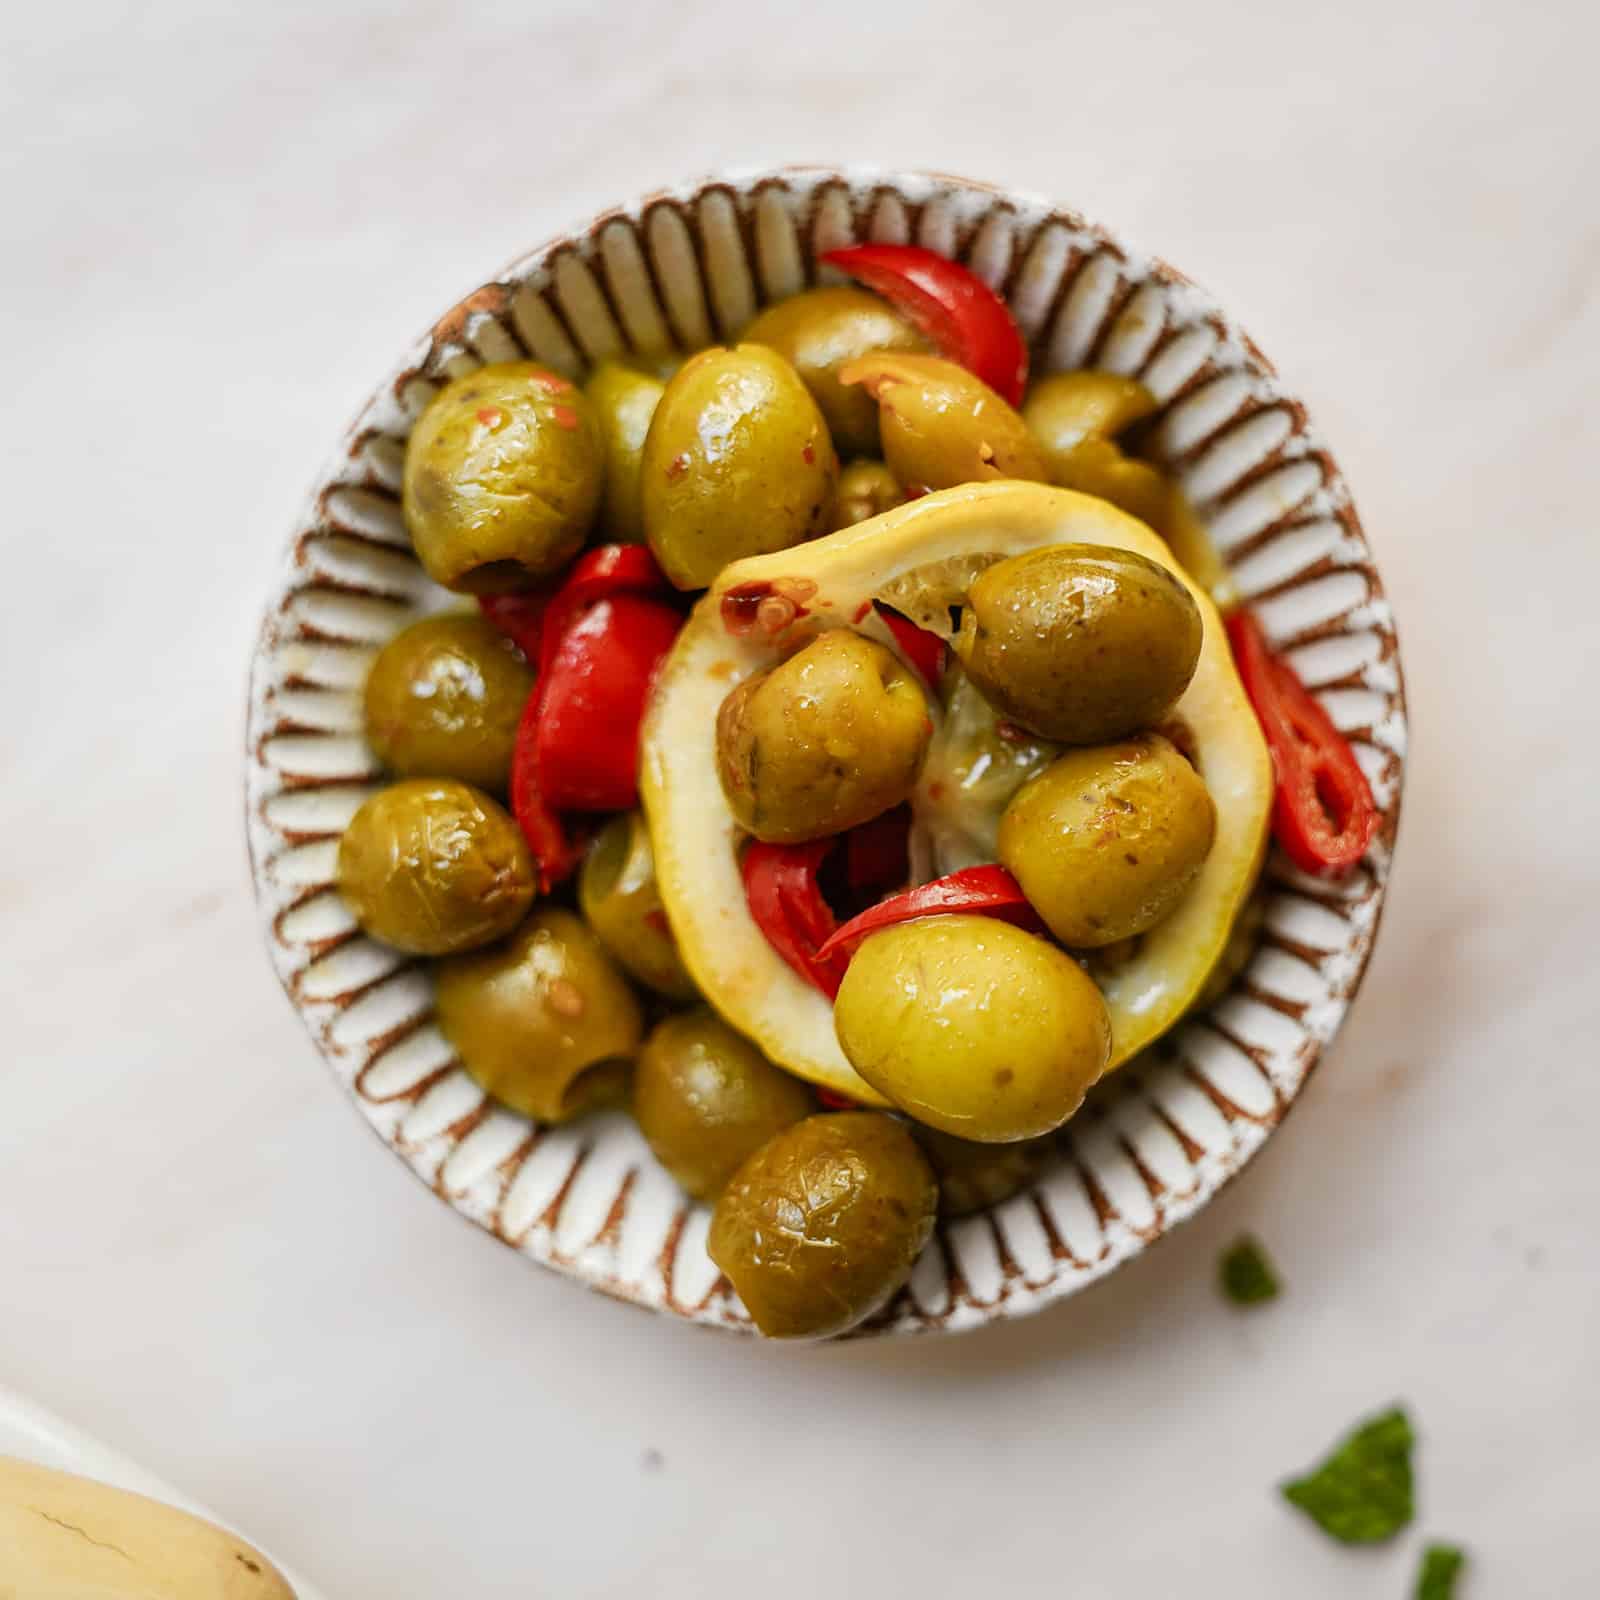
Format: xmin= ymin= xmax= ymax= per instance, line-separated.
xmin=403 ymin=361 xmax=603 ymax=593
xmin=1023 ymin=370 xmax=1158 ymax=453
xmin=434 ymin=907 xmax=643 ymax=1122
xmin=640 ymin=344 xmax=838 ymax=590
xmin=834 ymin=916 xmax=1111 ymax=1142
xmin=832 ymin=458 xmax=905 ymax=529
xmin=715 ymin=629 xmax=932 ymax=843
xmin=584 ymin=360 xmax=665 ymax=542
xmin=953 ymin=543 xmax=1202 ymax=744
xmin=337 ymin=778 xmax=535 ymax=956
xmin=634 ymin=1010 xmax=813 ymax=1201
xmin=837 ymin=351 xmax=1048 ymax=493
xmin=999 ymin=734 xmax=1217 ymax=948
xmin=743 ymin=286 xmax=926 ymax=457
xmin=1024 ymin=372 xmax=1168 ymax=526
xmin=708 ymin=1112 xmax=937 ymax=1339
xmin=916 ymin=1128 xmax=1056 ymax=1218
xmin=578 ymin=812 xmax=696 ymax=1000
xmin=362 ymin=613 xmax=536 ymax=792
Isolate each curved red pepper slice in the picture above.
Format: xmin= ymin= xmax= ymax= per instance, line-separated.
xmin=822 ymin=243 xmax=1028 ymax=406
xmin=537 ymin=544 xmax=672 ymax=676
xmin=509 ymin=712 xmax=586 ymax=893
xmin=741 ymin=840 xmax=851 ymax=999
xmin=1226 ymin=610 xmax=1378 ymax=877
xmin=877 ymin=604 xmax=946 ymax=688
xmin=478 ymin=588 xmax=553 ymax=661
xmin=815 ymin=865 xmax=1047 ymax=964
xmin=533 ymin=594 xmax=682 ymax=812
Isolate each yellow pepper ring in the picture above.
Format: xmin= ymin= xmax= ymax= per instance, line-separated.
xmin=640 ymin=481 xmax=1272 ymax=1102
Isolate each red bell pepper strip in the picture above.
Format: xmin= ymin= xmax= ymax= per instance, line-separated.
xmin=740 ymin=840 xmax=852 ymax=999
xmin=1226 ymin=610 xmax=1379 ymax=877
xmin=536 ymin=544 xmax=671 ymax=676
xmin=478 ymin=588 xmax=553 ymax=662
xmin=509 ymin=710 xmax=586 ymax=892
xmin=877 ymin=604 xmax=946 ymax=688
xmin=845 ymin=805 xmax=911 ymax=892
xmin=821 ymin=243 xmax=1029 ymax=407
xmin=815 ymin=865 xmax=1047 ymax=964
xmin=532 ymin=594 xmax=682 ymax=812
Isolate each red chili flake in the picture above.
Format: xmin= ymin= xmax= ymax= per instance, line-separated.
xmin=802 ymin=443 xmax=816 ymax=465
xmin=995 ymin=719 xmax=1029 ymax=743
xmin=643 ymin=908 xmax=671 ymax=936
xmin=550 ymin=403 xmax=580 ymax=431
xmin=667 ymin=453 xmax=690 ymax=482
xmin=530 ymin=371 xmax=573 ymax=393
xmin=904 ymin=484 xmax=929 ymax=500
xmin=927 ymin=781 xmax=946 ymax=802
xmin=475 ymin=405 xmax=505 ymax=427
xmin=815 ymin=1088 xmax=861 ymax=1111
xmin=851 ymin=599 xmax=873 ymax=623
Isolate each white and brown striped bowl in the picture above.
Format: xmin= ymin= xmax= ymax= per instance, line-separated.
xmin=245 ymin=167 xmax=1406 ymax=1337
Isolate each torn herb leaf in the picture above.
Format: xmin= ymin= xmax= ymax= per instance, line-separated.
xmin=1280 ymin=1406 xmax=1415 ymax=1543
xmin=1219 ymin=1235 xmax=1280 ymax=1305
xmin=1415 ymin=1542 xmax=1466 ymax=1599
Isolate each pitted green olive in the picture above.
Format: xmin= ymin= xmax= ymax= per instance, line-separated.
xmin=634 ymin=1010 xmax=812 ymax=1201
xmin=363 ymin=613 xmax=535 ymax=792
xmin=838 ymin=352 xmax=1048 ymax=492
xmin=433 ymin=907 xmax=643 ymax=1122
xmin=337 ymin=779 xmax=534 ymax=956
xmin=999 ymin=734 xmax=1217 ymax=947
xmin=708 ymin=1112 xmax=937 ymax=1338
xmin=641 ymin=344 xmax=838 ymax=589
xmin=403 ymin=362 xmax=603 ymax=593
xmin=715 ymin=629 xmax=932 ymax=843
xmin=578 ymin=812 xmax=696 ymax=1000
xmin=953 ymin=543 xmax=1202 ymax=744
xmin=834 ymin=916 xmax=1111 ymax=1142
xmin=744 ymin=287 xmax=926 ymax=457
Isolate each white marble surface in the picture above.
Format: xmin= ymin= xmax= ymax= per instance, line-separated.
xmin=3 ymin=1 xmax=1596 ymax=1593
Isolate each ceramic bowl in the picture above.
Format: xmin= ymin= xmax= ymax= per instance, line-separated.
xmin=245 ymin=166 xmax=1406 ymax=1337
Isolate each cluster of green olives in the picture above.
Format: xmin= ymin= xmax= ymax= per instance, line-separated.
xmin=332 ymin=270 xmax=1245 ymax=1339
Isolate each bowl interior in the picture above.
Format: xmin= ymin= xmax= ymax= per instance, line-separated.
xmin=245 ymin=167 xmax=1405 ymax=1337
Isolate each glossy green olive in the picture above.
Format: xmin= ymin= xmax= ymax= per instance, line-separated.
xmin=337 ymin=779 xmax=535 ymax=956
xmin=743 ymin=287 xmax=926 ymax=457
xmin=403 ymin=361 xmax=603 ymax=593
xmin=578 ymin=812 xmax=696 ymax=1000
xmin=1023 ymin=370 xmax=1158 ymax=454
xmin=837 ymin=351 xmax=1048 ymax=493
xmin=715 ymin=629 xmax=932 ymax=843
xmin=634 ymin=1010 xmax=813 ymax=1201
xmin=953 ymin=543 xmax=1202 ymax=744
xmin=834 ymin=916 xmax=1111 ymax=1142
xmin=832 ymin=458 xmax=905 ymax=529
xmin=585 ymin=360 xmax=665 ymax=542
xmin=708 ymin=1112 xmax=937 ymax=1339
xmin=362 ymin=613 xmax=536 ymax=792
xmin=434 ymin=907 xmax=644 ymax=1122
xmin=916 ymin=1129 xmax=1056 ymax=1218
xmin=999 ymin=734 xmax=1217 ymax=948
xmin=1024 ymin=372 xmax=1168 ymax=526
xmin=640 ymin=344 xmax=838 ymax=590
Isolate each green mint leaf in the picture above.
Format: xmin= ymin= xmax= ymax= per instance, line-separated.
xmin=1280 ymin=1406 xmax=1415 ymax=1543
xmin=1219 ymin=1235 xmax=1281 ymax=1305
xmin=1415 ymin=1542 xmax=1467 ymax=1598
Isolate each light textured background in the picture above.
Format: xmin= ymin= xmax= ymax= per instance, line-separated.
xmin=3 ymin=1 xmax=1596 ymax=1594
